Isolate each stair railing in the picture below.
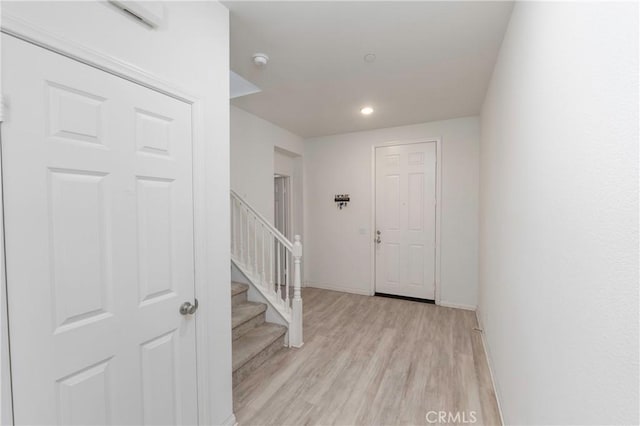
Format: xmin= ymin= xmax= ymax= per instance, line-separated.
xmin=230 ymin=190 xmax=303 ymax=348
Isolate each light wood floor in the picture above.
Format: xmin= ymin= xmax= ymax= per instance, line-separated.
xmin=233 ymin=288 xmax=501 ymax=426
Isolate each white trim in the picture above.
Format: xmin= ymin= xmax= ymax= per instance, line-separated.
xmin=370 ymin=138 xmax=443 ymax=303
xmin=369 ymin=145 xmax=377 ymax=297
xmin=0 ymin=284 xmax=11 ymax=426
xmin=0 ymin=95 xmax=6 ymax=123
xmin=435 ymin=139 xmax=442 ymax=305
xmin=190 ymin=99 xmax=217 ymax=426
xmin=1 ymin=14 xmax=195 ymax=103
xmin=273 ymin=174 xmax=293 ymax=241
xmin=305 ymin=282 xmax=372 ymax=296
xmin=0 ymin=41 xmax=14 ymax=422
xmin=1 ymin=255 xmax=12 ymax=426
xmin=475 ymin=309 xmax=506 ymax=426
xmin=1 ymin=3 xmax=14 ymax=422
xmin=220 ymin=413 xmax=238 ymax=426
xmin=0 ymin=14 xmax=226 ymax=426
xmin=438 ymin=301 xmax=477 ymax=311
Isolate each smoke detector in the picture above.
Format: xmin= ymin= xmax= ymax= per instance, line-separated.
xmin=252 ymin=53 xmax=269 ymax=67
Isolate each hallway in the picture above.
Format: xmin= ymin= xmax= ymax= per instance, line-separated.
xmin=234 ymin=288 xmax=501 ymax=425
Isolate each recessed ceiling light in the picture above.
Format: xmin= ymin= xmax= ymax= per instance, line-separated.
xmin=360 ymin=106 xmax=374 ymax=115
xmin=364 ymin=53 xmax=376 ymax=63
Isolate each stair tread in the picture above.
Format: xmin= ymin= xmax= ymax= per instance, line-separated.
xmin=232 ymin=302 xmax=266 ymax=329
xmin=232 ymin=323 xmax=287 ymax=372
xmin=231 ymin=282 xmax=249 ymax=297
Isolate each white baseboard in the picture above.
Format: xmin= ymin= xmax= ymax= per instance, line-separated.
xmin=304 ymin=282 xmax=372 ymax=296
xmin=438 ymin=300 xmax=477 ymax=311
xmin=475 ymin=309 xmax=505 ymax=426
xmin=220 ymin=413 xmax=237 ymax=426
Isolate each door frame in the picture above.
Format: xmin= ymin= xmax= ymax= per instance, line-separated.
xmin=0 ymin=14 xmax=220 ymax=425
xmin=274 ymin=175 xmax=292 ymax=287
xmin=370 ymin=138 xmax=442 ymax=303
xmin=274 ymin=174 xmax=292 ymax=240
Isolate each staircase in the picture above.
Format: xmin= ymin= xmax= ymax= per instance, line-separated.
xmin=231 ymin=282 xmax=287 ymax=386
xmin=229 ymin=190 xmax=304 ymax=386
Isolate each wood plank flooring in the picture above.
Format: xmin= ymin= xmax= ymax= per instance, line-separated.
xmin=233 ymin=288 xmax=501 ymax=426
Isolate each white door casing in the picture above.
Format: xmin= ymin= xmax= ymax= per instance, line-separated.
xmin=2 ymin=34 xmax=198 ymax=425
xmin=274 ymin=176 xmax=290 ymax=239
xmin=274 ymin=176 xmax=291 ymax=287
xmin=375 ymin=142 xmax=437 ymax=300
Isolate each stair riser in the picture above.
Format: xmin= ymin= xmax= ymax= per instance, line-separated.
xmin=233 ymin=312 xmax=265 ymax=340
xmin=231 ymin=290 xmax=248 ymax=307
xmin=233 ymin=335 xmax=285 ymax=387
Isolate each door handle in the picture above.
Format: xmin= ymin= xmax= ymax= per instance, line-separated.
xmin=179 ymin=299 xmax=198 ymax=315
xmin=376 ymin=230 xmax=381 ymax=244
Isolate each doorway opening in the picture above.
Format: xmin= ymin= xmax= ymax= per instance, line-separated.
xmin=274 ymin=175 xmax=291 ymax=239
xmin=274 ymin=174 xmax=291 ymax=295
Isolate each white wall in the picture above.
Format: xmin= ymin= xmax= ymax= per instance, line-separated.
xmin=479 ymin=2 xmax=639 ymax=424
xmin=275 ymin=149 xmax=294 ymax=177
xmin=1 ymin=2 xmax=233 ymax=424
xmin=230 ymin=106 xmax=304 ymax=226
xmin=230 ymin=107 xmax=305 ymax=330
xmin=304 ymin=117 xmax=479 ymax=308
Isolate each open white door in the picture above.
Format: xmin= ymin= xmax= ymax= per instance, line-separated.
xmin=2 ymin=35 xmax=198 ymax=425
xmin=375 ymin=143 xmax=437 ymax=300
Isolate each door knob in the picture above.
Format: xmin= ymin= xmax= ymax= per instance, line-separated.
xmin=179 ymin=299 xmax=198 ymax=315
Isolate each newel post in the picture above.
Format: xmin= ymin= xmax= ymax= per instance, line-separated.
xmin=290 ymin=235 xmax=304 ymax=348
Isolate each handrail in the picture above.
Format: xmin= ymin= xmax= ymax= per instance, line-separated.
xmin=230 ymin=190 xmax=292 ymax=251
xmin=230 ymin=190 xmax=303 ymax=348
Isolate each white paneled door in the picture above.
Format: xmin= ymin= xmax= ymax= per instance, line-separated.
xmin=375 ymin=143 xmax=437 ymax=300
xmin=2 ymin=35 xmax=198 ymax=425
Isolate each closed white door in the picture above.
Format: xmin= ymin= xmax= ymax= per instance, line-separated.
xmin=2 ymin=35 xmax=198 ymax=425
xmin=375 ymin=143 xmax=437 ymax=300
